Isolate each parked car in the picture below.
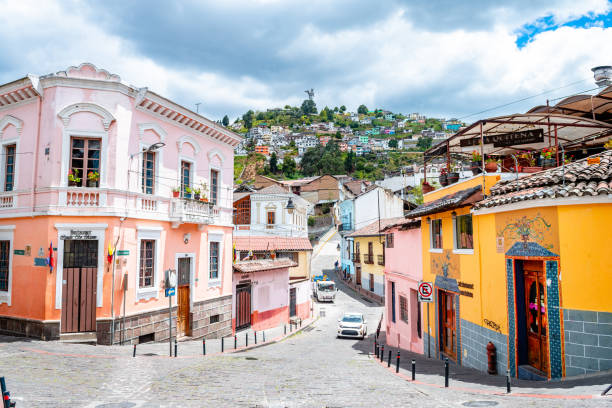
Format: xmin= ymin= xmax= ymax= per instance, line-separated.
xmin=337 ymin=312 xmax=367 ymax=339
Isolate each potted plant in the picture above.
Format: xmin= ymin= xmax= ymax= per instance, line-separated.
xmin=522 ymin=153 xmax=542 ymax=173
xmin=193 ymin=187 xmax=201 ymax=200
xmin=172 ymin=187 xmax=180 ymax=198
xmin=564 ymin=154 xmax=574 ymax=165
xmin=470 ymin=150 xmax=482 ymax=174
xmin=541 ymin=147 xmax=556 ymax=168
xmin=200 ymin=193 xmax=208 ymax=203
xmin=447 ymin=165 xmax=460 ymax=184
xmin=604 ymin=138 xmax=612 ymax=150
xmin=422 ymin=181 xmax=434 ymax=194
xmin=68 ymin=169 xmax=81 ymax=186
xmin=86 ymin=170 xmax=99 ymax=187
xmin=184 ymin=186 xmax=193 ymax=199
xmin=485 ymin=157 xmax=498 ymax=172
xmin=439 ymin=168 xmax=449 ymax=186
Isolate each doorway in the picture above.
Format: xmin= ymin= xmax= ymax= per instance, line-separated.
xmin=517 ymin=260 xmax=549 ymax=374
xmin=236 ymin=283 xmax=252 ymax=330
xmin=438 ymin=289 xmax=456 ymax=360
xmin=356 ymin=266 xmax=362 ymax=286
xmin=177 ymin=257 xmax=191 ymax=337
xmin=289 ymin=287 xmax=297 ymax=317
xmin=369 ymin=274 xmax=375 ymax=292
xmin=61 ymin=240 xmax=97 ymax=333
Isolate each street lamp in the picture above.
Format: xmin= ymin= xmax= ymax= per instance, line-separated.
xmin=285 ymin=197 xmax=295 ymax=214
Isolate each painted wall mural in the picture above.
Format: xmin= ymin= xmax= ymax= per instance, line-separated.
xmin=431 ymin=250 xmax=460 ymax=279
xmin=495 ymin=207 xmax=559 ymax=256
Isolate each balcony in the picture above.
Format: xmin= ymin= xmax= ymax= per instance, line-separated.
xmin=352 ymin=253 xmax=361 ymax=263
xmin=0 ymin=191 xmax=15 ymax=209
xmin=338 ymin=222 xmax=353 ymax=233
xmin=170 ymin=198 xmax=218 ymax=226
xmin=377 ymin=254 xmax=385 ymax=266
xmin=62 ymin=187 xmax=106 ymax=208
xmin=364 ymin=253 xmax=374 ymax=264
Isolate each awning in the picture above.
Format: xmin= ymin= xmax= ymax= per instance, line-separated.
xmin=424 ymin=113 xmax=612 ymax=160
xmin=406 ymin=185 xmax=482 ymax=218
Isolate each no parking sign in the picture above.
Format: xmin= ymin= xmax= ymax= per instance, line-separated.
xmin=418 ymin=281 xmax=433 ymax=302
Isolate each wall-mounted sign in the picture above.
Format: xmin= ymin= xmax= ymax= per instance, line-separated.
xmin=60 ymin=230 xmax=96 ymax=240
xmin=34 ymin=258 xmax=47 ymax=267
xmin=418 ymin=281 xmax=433 ymax=302
xmin=116 ymin=250 xmax=129 ymax=256
xmin=459 ymin=129 xmax=544 ymax=148
xmin=13 ymin=250 xmax=25 ymax=255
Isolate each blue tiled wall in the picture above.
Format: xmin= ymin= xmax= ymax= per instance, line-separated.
xmin=545 ymin=260 xmax=563 ymax=379
xmin=506 ymin=258 xmax=516 ymax=377
xmin=461 ymin=319 xmax=508 ymax=374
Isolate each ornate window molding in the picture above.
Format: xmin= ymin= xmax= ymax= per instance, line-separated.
xmin=138 ymin=122 xmax=167 ymax=143
xmin=0 ymin=115 xmax=23 ymax=138
xmin=177 ymin=135 xmax=201 ymax=155
xmin=57 ymin=102 xmax=115 ymax=130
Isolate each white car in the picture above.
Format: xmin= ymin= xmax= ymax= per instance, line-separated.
xmin=337 ymin=312 xmax=367 ymax=339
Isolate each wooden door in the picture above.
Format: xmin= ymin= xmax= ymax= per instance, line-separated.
xmin=289 ymin=287 xmax=297 ymax=317
xmin=356 ymin=266 xmax=362 ymax=286
xmin=61 ymin=240 xmax=97 ymax=333
xmin=369 ymin=274 xmax=375 ymax=292
xmin=523 ymin=261 xmax=548 ymax=373
xmin=439 ymin=290 xmax=456 ymax=359
xmin=177 ymin=257 xmax=191 ymax=337
xmin=236 ymin=284 xmax=252 ymax=330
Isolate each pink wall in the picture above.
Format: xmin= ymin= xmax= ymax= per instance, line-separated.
xmin=384 ymin=225 xmax=423 ymax=353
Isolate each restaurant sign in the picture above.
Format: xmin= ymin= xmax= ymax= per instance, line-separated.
xmin=60 ymin=230 xmax=97 ymax=240
xmin=460 ymin=128 xmax=544 ymax=148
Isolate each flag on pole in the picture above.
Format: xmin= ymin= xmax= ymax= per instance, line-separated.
xmin=107 ymin=243 xmax=114 ymax=264
xmin=232 ymin=242 xmax=236 ymax=264
xmin=47 ymin=242 xmax=54 ymax=272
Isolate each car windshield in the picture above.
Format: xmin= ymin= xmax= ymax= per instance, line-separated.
xmin=342 ymin=315 xmax=362 ymax=323
xmin=319 ymin=282 xmax=335 ymax=291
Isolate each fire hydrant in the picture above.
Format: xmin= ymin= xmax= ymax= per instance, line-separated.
xmin=486 ymin=342 xmax=497 ymax=375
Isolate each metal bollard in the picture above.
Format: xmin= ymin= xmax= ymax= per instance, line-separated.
xmin=396 ymin=351 xmax=400 ymax=373
xmin=380 ymin=345 xmax=384 ymax=361
xmin=255 ymin=331 xmax=257 ymax=344
xmin=444 ymin=358 xmax=449 ymax=387
xmin=221 ymin=337 xmax=224 ymax=353
xmin=411 ymin=359 xmax=416 ymax=381
xmin=387 ymin=349 xmax=392 ymax=367
xmin=506 ymin=369 xmax=511 ymax=394
xmin=246 ymin=331 xmax=248 ymax=347
xmin=602 ymin=383 xmax=612 ymax=396
xmin=263 ymin=331 xmax=266 ymax=342
xmin=203 ymin=338 xmax=206 ymax=355
xmin=234 ymin=335 xmax=237 ymax=349
xmin=374 ymin=340 xmax=377 ymax=356
xmin=284 ymin=325 xmax=287 ymax=335
xmin=174 ymin=339 xmax=178 ymax=357
xmin=133 ymin=344 xmax=136 ymax=358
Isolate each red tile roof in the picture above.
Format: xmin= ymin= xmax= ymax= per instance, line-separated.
xmin=348 ymin=217 xmax=406 ymax=237
xmin=233 ymin=236 xmax=313 ymax=251
xmin=233 ymin=258 xmax=297 ymax=273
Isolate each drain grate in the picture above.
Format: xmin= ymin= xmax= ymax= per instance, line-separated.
xmin=462 ymin=402 xmax=499 ymax=407
xmin=245 ymin=357 xmax=258 ymax=360
xmin=141 ymin=353 xmax=158 ymax=356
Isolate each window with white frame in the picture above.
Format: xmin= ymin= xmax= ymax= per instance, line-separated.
xmin=386 ymin=233 xmax=394 ymax=248
xmin=210 ymin=169 xmax=219 ymax=205
xmin=136 ymin=228 xmax=161 ymax=300
xmin=69 ymin=138 xmax=100 ymax=187
xmin=181 ymin=160 xmax=191 ymax=197
xmin=141 ymin=151 xmax=155 ymax=195
xmin=209 ymin=241 xmax=219 ymax=280
xmin=0 ymin=240 xmax=10 ymax=291
xmin=139 ymin=240 xmax=155 ymax=288
xmin=4 ymin=144 xmax=15 ymax=192
xmin=454 ymin=214 xmax=473 ymax=250
xmin=430 ymin=219 xmax=442 ymax=249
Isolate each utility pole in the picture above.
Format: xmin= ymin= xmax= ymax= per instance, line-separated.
xmin=195 ymin=102 xmax=202 ymax=113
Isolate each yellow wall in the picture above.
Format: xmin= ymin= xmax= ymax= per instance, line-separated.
xmin=354 ymin=235 xmax=385 ymax=276
xmin=424 ymin=174 xmax=500 ymax=203
xmin=289 ymin=250 xmax=312 ymax=279
xmin=557 ymin=203 xmax=612 ymax=312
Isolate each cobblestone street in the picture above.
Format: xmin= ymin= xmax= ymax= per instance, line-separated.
xmin=0 ymin=232 xmax=610 ymax=407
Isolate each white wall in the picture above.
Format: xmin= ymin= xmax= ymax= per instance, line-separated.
xmin=354 ymin=187 xmax=404 ymax=230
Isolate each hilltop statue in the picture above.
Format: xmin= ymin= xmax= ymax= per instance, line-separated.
xmin=305 ymin=88 xmax=314 ymax=100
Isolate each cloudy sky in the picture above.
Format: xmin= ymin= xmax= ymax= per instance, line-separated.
xmin=0 ymin=0 xmax=611 ymax=122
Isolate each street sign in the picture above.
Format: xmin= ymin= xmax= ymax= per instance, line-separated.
xmin=165 ymin=287 xmax=175 ymax=297
xmin=418 ymin=281 xmax=433 ymax=302
xmin=116 ymin=250 xmax=129 ymax=256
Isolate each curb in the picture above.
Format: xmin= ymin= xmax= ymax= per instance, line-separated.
xmin=372 ymin=353 xmax=604 ymax=401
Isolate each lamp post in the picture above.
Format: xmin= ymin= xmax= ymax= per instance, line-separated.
xmin=286 ymin=197 xmax=295 ymax=236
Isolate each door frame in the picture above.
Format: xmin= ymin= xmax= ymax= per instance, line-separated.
xmin=175 ymin=252 xmax=195 ymax=309
xmin=437 ymin=288 xmax=457 ymax=360
xmin=55 ymin=223 xmax=106 ymax=312
xmin=236 ymin=282 xmax=252 ymax=330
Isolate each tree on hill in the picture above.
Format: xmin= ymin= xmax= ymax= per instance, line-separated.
xmin=388 ymin=139 xmax=398 ymax=148
xmin=417 ymin=136 xmax=433 ymax=150
xmin=281 ymin=156 xmax=296 ymax=178
xmin=357 ymin=104 xmax=368 ymax=114
xmin=270 ymin=152 xmax=278 ymax=173
xmin=344 ymin=150 xmax=355 ymax=173
xmin=334 ymin=131 xmax=342 ymax=139
xmin=301 ymin=99 xmax=317 ymax=115
xmin=242 ymin=110 xmax=255 ymax=129
xmin=340 ymin=105 xmax=346 ymax=112
xmin=222 ymin=115 xmax=229 ymax=126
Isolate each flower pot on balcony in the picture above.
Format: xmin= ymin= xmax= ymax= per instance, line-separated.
xmin=439 ymin=174 xmax=448 ymax=186
xmin=201 ymin=197 xmax=208 ymax=203
xmin=471 ymin=161 xmax=482 ymax=175
xmin=522 ymin=166 xmax=542 ymax=173
xmin=542 ymin=158 xmax=555 ymax=169
xmin=447 ymin=172 xmax=459 ymax=184
xmin=422 ymin=182 xmax=434 ymax=194
xmin=485 ymin=162 xmax=498 ymax=172
xmin=172 ymin=191 xmax=180 ymax=198
xmin=194 ymin=193 xmax=200 ymax=200
xmin=184 ymin=193 xmax=192 ymax=199
xmin=87 ymin=179 xmax=98 ymax=188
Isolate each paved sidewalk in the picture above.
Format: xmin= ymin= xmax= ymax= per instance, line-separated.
xmin=365 ymin=330 xmax=612 ymax=401
xmin=5 ymin=316 xmax=317 ymax=360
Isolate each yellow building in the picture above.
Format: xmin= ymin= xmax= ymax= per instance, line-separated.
xmin=349 ymin=218 xmax=404 ymax=300
xmin=410 ymin=151 xmax=612 ymax=380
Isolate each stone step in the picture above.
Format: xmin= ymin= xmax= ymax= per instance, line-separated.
xmin=59 ymin=332 xmax=97 ymax=344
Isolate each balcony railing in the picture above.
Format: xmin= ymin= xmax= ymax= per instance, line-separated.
xmin=377 ymin=254 xmax=385 ymax=266
xmin=170 ymin=198 xmax=218 ymax=225
xmin=352 ymin=253 xmax=361 ymax=263
xmin=0 ymin=192 xmax=15 ymax=209
xmin=364 ymin=253 xmax=374 ymax=264
xmin=63 ymin=187 xmax=106 ymax=207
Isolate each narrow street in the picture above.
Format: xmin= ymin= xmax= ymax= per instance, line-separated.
xmin=0 ymin=231 xmax=609 ymax=407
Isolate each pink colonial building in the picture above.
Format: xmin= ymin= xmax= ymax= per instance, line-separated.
xmin=382 ymin=217 xmax=423 ymax=353
xmin=0 ymin=63 xmax=241 ymax=344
